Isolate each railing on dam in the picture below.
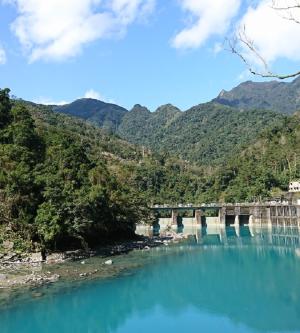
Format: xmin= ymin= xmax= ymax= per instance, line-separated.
xmin=150 ymin=202 xmax=300 ymax=228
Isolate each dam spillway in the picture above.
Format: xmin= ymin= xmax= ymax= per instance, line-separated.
xmin=151 ymin=203 xmax=300 ymax=229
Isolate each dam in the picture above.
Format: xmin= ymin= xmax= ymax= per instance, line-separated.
xmin=151 ymin=202 xmax=300 ymax=229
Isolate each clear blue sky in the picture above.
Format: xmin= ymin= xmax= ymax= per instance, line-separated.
xmin=0 ymin=1 xmax=299 ymax=111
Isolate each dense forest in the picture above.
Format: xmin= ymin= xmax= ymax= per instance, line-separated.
xmin=54 ymin=98 xmax=127 ymax=132
xmin=0 ymin=90 xmax=207 ymax=252
xmin=118 ymin=102 xmax=284 ymax=165
xmin=0 ymin=89 xmax=148 ymax=252
xmin=1 ymin=83 xmax=300 ymax=253
xmin=214 ymin=114 xmax=300 ymax=202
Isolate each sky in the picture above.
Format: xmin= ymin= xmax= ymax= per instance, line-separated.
xmin=0 ymin=0 xmax=300 ymax=111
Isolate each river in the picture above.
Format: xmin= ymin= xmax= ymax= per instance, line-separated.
xmin=0 ymin=226 xmax=300 ymax=333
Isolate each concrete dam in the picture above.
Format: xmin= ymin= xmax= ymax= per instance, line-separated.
xmin=151 ymin=203 xmax=300 ymax=229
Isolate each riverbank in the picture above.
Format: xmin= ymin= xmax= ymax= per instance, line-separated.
xmin=0 ymin=230 xmax=188 ymax=290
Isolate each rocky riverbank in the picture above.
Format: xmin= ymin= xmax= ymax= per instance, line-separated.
xmin=0 ymin=231 xmax=189 ymax=289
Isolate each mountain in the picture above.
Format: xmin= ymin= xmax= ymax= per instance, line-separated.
xmin=16 ymin=99 xmax=206 ymax=205
xmin=53 ymin=98 xmax=128 ymax=131
xmin=213 ymin=76 xmax=300 ymax=114
xmin=117 ymin=103 xmax=181 ymax=146
xmin=118 ymin=102 xmax=284 ymax=165
xmin=3 ymin=93 xmax=213 ymax=251
xmin=207 ymin=113 xmax=300 ymax=202
xmin=34 ymin=77 xmax=299 ymax=168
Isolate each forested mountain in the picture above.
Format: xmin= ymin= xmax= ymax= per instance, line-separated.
xmin=2 ymin=75 xmax=300 ymax=253
xmin=28 ymin=100 xmax=300 ymax=204
xmin=46 ymin=77 xmax=300 ymax=167
xmin=213 ymin=76 xmax=300 ymax=114
xmin=117 ymin=103 xmax=181 ymax=145
xmin=204 ymin=114 xmax=300 ymax=203
xmin=47 ymin=79 xmax=297 ymax=166
xmin=0 ymin=91 xmax=208 ymax=252
xmin=0 ymin=91 xmax=142 ymax=252
xmin=53 ymin=98 xmax=128 ymax=131
xmin=118 ymin=102 xmax=284 ymax=165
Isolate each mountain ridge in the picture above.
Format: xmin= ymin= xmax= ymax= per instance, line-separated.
xmin=213 ymin=76 xmax=300 ymax=114
xmin=53 ymin=98 xmax=128 ymax=131
xmin=19 ymin=76 xmax=300 ymax=166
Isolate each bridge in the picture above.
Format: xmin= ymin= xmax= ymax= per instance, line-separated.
xmin=151 ymin=202 xmax=300 ymax=229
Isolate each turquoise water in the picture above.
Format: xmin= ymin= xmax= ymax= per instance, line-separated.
xmin=1 ymin=226 xmax=300 ymax=333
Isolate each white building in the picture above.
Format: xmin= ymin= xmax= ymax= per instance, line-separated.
xmin=289 ymin=181 xmax=300 ymax=192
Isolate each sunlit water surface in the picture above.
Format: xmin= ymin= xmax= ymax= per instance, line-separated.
xmin=1 ymin=226 xmax=300 ymax=333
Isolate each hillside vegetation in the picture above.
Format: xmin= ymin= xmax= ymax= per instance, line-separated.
xmin=46 ymin=77 xmax=300 ymax=167
xmin=0 ymin=91 xmax=209 ymax=252
xmin=213 ymin=76 xmax=300 ymax=114
xmin=2 ymin=77 xmax=300 ymax=253
xmin=118 ymin=102 xmax=284 ymax=165
xmin=53 ymin=98 xmax=127 ymax=132
xmin=0 ymin=90 xmax=148 ymax=252
xmin=203 ymin=115 xmax=300 ymax=202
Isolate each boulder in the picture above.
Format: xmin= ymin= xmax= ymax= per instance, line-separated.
xmin=3 ymin=241 xmax=14 ymax=250
xmin=30 ymin=253 xmax=43 ymax=263
xmin=0 ymin=274 xmax=7 ymax=281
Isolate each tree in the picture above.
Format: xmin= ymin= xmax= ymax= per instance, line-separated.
xmin=229 ymin=0 xmax=300 ymax=79
xmin=0 ymin=88 xmax=12 ymax=131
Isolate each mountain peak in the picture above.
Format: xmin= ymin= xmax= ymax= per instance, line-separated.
xmin=213 ymin=78 xmax=300 ymax=114
xmin=130 ymin=104 xmax=151 ymax=113
xmin=217 ymin=89 xmax=227 ymax=98
xmin=155 ymin=104 xmax=181 ymax=114
xmin=53 ymin=98 xmax=127 ymax=131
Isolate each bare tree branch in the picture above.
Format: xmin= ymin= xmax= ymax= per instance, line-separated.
xmin=228 ymin=2 xmax=300 ymax=80
xmin=271 ymin=0 xmax=300 ymax=10
xmin=271 ymin=0 xmax=300 ymax=24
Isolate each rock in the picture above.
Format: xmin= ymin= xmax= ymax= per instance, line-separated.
xmin=46 ymin=253 xmax=65 ymax=263
xmin=47 ymin=274 xmax=60 ymax=282
xmin=30 ymin=253 xmax=43 ymax=263
xmin=3 ymin=252 xmax=17 ymax=261
xmin=0 ymin=274 xmax=7 ymax=281
xmin=3 ymin=241 xmax=14 ymax=250
xmin=104 ymin=259 xmax=113 ymax=265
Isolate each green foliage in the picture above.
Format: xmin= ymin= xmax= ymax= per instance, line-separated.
xmin=53 ymin=98 xmax=127 ymax=132
xmin=213 ymin=76 xmax=300 ymax=114
xmin=2 ymin=88 xmax=300 ymax=253
xmin=209 ymin=115 xmax=300 ymax=202
xmin=0 ymin=88 xmax=12 ymax=130
xmin=117 ymin=102 xmax=284 ymax=165
xmin=0 ymin=92 xmax=141 ymax=251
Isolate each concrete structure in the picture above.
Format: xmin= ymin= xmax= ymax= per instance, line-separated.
xmin=152 ymin=203 xmax=300 ymax=229
xmin=289 ymin=181 xmax=300 ymax=193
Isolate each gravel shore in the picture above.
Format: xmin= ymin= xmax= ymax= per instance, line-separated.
xmin=0 ymin=231 xmax=188 ymax=289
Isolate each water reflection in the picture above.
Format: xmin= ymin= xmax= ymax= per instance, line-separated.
xmin=137 ymin=224 xmax=300 ymax=250
xmin=1 ymin=227 xmax=300 ymax=333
